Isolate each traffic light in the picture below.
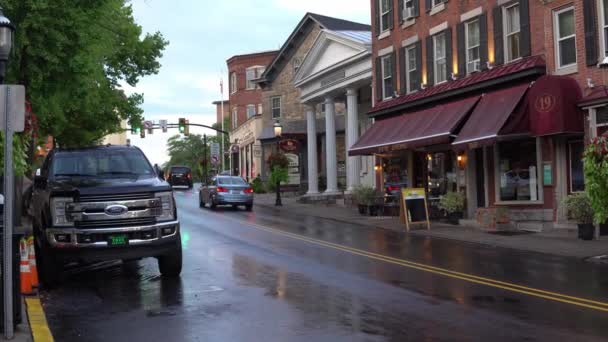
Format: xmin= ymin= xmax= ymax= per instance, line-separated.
xmin=131 ymin=126 xmax=139 ymax=135
xmin=178 ymin=118 xmax=186 ymax=134
xmin=184 ymin=119 xmax=190 ymax=136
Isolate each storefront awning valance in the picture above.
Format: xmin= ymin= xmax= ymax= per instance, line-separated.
xmin=349 ymin=96 xmax=479 ymax=156
xmin=452 ymin=83 xmax=530 ymax=148
xmin=528 ymin=75 xmax=583 ymax=136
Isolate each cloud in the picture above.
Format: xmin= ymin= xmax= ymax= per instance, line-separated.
xmin=272 ymin=0 xmax=370 ymax=20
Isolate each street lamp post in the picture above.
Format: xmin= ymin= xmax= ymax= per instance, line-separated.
xmin=273 ymin=120 xmax=282 ymax=206
xmin=0 ymin=8 xmax=14 ymax=84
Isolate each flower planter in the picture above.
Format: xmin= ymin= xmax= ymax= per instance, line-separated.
xmin=447 ymin=212 xmax=462 ymax=225
xmin=368 ymin=205 xmax=379 ymax=217
xmin=358 ymin=204 xmax=368 ymax=215
xmin=578 ymin=224 xmax=595 ymax=241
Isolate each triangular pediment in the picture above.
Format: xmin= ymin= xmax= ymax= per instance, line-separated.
xmin=294 ymin=30 xmax=370 ymax=84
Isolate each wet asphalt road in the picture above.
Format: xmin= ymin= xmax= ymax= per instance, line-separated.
xmin=41 ymin=187 xmax=608 ymax=341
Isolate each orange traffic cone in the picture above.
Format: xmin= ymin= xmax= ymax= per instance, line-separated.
xmin=27 ymin=236 xmax=39 ymax=288
xmin=20 ymin=238 xmax=34 ymax=295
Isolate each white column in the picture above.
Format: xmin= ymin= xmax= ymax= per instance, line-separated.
xmin=306 ymin=105 xmax=319 ymax=194
xmin=324 ymin=96 xmax=339 ymax=193
xmin=346 ymin=88 xmax=361 ymax=192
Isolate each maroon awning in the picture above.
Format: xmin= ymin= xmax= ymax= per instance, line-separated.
xmin=349 ymin=96 xmax=479 ymax=156
xmin=452 ymin=83 xmax=530 ymax=148
xmin=528 ymin=75 xmax=583 ymax=136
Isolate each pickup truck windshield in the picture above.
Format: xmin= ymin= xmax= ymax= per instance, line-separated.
xmin=50 ymin=149 xmax=155 ymax=178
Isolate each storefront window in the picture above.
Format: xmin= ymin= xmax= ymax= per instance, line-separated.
xmin=569 ymin=141 xmax=585 ymax=192
xmin=382 ymin=156 xmax=408 ymax=201
xmin=497 ymin=139 xmax=539 ymax=202
xmin=427 ymin=152 xmax=456 ymax=200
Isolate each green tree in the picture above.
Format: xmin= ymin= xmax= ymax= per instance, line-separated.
xmin=166 ymin=134 xmax=220 ymax=182
xmin=212 ymin=118 xmax=230 ymax=169
xmin=3 ymin=0 xmax=168 ymax=147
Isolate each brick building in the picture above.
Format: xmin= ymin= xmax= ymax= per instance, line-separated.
xmin=256 ymin=13 xmax=370 ymax=191
xmin=225 ymin=50 xmax=277 ymax=180
xmin=349 ymin=0 xmax=608 ymax=231
xmin=212 ymin=99 xmax=230 ymax=171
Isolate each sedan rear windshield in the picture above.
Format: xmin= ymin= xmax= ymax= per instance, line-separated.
xmin=217 ymin=177 xmax=248 ymax=185
xmin=50 ymin=149 xmax=155 ymax=178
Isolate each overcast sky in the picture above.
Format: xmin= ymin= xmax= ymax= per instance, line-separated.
xmin=123 ymin=0 xmax=370 ymax=165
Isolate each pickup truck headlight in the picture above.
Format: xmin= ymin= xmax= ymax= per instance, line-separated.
xmin=50 ymin=197 xmax=74 ymax=227
xmin=155 ymin=192 xmax=175 ymax=222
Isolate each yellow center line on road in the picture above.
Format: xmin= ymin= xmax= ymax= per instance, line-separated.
xmin=25 ymin=297 xmax=54 ymax=342
xmin=212 ymin=212 xmax=608 ymax=313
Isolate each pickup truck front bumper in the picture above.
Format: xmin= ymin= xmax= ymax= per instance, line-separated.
xmin=46 ymin=220 xmax=180 ymax=248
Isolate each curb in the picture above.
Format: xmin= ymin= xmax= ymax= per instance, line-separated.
xmin=24 ymin=296 xmax=53 ymax=342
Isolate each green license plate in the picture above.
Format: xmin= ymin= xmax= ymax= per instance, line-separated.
xmin=108 ymin=234 xmax=128 ymax=246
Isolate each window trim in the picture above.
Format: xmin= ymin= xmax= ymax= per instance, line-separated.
xmin=230 ymin=72 xmax=237 ymax=94
xmin=568 ymin=140 xmax=585 ymax=193
xmin=433 ymin=32 xmax=448 ymax=85
xmin=380 ymin=55 xmax=393 ymax=99
xmin=553 ymin=6 xmax=577 ymax=71
xmin=379 ymin=0 xmax=391 ymax=33
xmin=503 ymin=3 xmax=522 ymax=63
xmin=465 ymin=18 xmax=481 ymax=74
xmin=493 ymin=137 xmax=544 ymax=205
xmin=271 ymin=96 xmax=282 ymax=119
xmin=232 ymin=107 xmax=238 ymax=129
xmin=405 ymin=44 xmax=417 ymax=94
xmin=599 ymin=0 xmax=608 ymax=59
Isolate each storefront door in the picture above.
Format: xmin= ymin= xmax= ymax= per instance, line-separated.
xmin=475 ymin=148 xmax=486 ymax=208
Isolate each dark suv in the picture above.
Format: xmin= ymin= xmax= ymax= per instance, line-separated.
xmin=167 ymin=166 xmax=193 ymax=189
xmin=30 ymin=145 xmax=182 ymax=286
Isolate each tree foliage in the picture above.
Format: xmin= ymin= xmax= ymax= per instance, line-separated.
xmin=3 ymin=0 xmax=168 ymax=147
xmin=165 ymin=134 xmax=219 ymax=182
xmin=583 ymin=136 xmax=608 ymax=224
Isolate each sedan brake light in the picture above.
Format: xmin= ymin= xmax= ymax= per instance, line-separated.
xmin=187 ymin=173 xmax=192 ymax=179
xmin=217 ymin=186 xmax=228 ymax=193
xmin=244 ymin=188 xmax=253 ymax=194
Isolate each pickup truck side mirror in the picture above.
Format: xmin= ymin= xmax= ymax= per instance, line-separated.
xmin=154 ymin=164 xmax=164 ymax=180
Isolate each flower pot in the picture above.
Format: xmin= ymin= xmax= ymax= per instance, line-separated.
xmin=368 ymin=205 xmax=379 ymax=217
xmin=358 ymin=204 xmax=368 ymax=215
xmin=447 ymin=212 xmax=462 ymax=225
xmin=578 ymin=224 xmax=595 ymax=241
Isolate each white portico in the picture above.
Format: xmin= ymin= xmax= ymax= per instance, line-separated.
xmin=294 ymin=29 xmax=375 ymax=197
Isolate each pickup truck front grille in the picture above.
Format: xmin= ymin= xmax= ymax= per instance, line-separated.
xmin=75 ymin=217 xmax=156 ymax=229
xmin=78 ymin=192 xmax=154 ymax=202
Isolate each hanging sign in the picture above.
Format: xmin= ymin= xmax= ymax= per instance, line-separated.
xmin=400 ymin=188 xmax=431 ymax=232
xmin=279 ymin=139 xmax=299 ymax=152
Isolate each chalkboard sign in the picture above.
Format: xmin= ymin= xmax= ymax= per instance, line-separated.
xmin=400 ymin=188 xmax=431 ymax=232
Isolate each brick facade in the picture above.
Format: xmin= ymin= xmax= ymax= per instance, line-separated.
xmin=227 ymin=51 xmax=278 ymax=131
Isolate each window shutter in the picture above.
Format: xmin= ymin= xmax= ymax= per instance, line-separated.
xmin=493 ymin=6 xmax=504 ymax=65
xmin=398 ymin=0 xmax=404 ymax=23
xmin=479 ymin=13 xmax=488 ymax=70
xmin=391 ymin=51 xmax=397 ymax=95
xmin=375 ymin=0 xmax=381 ymax=36
xmin=457 ymin=22 xmax=466 ymax=76
xmin=375 ymin=57 xmax=383 ymax=102
xmin=584 ymin=0 xmax=598 ymax=66
xmin=445 ymin=28 xmax=453 ymax=78
xmin=426 ymin=36 xmax=435 ymax=86
xmin=519 ymin=0 xmax=531 ymax=57
xmin=415 ymin=40 xmax=422 ymax=90
xmin=400 ymin=47 xmax=407 ymax=94
xmin=388 ymin=0 xmax=394 ymax=30
xmin=413 ymin=0 xmax=420 ymax=17
xmin=425 ymin=0 xmax=432 ymax=13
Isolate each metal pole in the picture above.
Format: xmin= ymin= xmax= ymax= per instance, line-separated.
xmin=3 ymin=86 xmax=14 ymax=338
xmin=203 ymin=134 xmax=208 ymax=185
xmin=220 ymin=101 xmax=225 ymax=172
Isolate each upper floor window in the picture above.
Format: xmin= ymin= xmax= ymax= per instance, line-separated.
xmin=257 ymin=103 xmax=263 ymax=115
xmin=380 ymin=0 xmax=391 ymax=32
xmin=554 ymin=6 xmax=576 ymax=69
xmin=601 ymin=0 xmax=608 ymax=58
xmin=271 ymin=97 xmax=281 ymax=119
xmin=466 ymin=19 xmax=481 ymax=73
xmin=246 ymin=66 xmax=265 ymax=90
xmin=403 ymin=0 xmax=415 ymax=19
xmin=434 ymin=32 xmax=447 ymax=84
xmin=431 ymin=0 xmax=446 ymax=7
xmin=504 ymin=4 xmax=521 ymax=62
xmin=232 ymin=108 xmax=238 ymax=129
xmin=405 ymin=45 xmax=417 ymax=93
xmin=246 ymin=104 xmax=256 ymax=118
xmin=230 ymin=72 xmax=237 ymax=94
xmin=381 ymin=55 xmax=394 ymax=99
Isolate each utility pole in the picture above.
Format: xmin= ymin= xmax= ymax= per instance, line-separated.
xmin=203 ymin=134 xmax=208 ymax=185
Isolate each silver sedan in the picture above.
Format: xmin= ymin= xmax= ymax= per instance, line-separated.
xmin=199 ymin=176 xmax=254 ymax=211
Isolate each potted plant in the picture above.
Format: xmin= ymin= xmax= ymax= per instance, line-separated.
xmin=564 ymin=192 xmax=595 ymax=240
xmin=438 ymin=192 xmax=466 ymax=225
xmin=353 ymin=185 xmax=376 ymax=215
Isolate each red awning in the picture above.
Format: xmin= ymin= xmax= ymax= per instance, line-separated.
xmin=528 ymin=75 xmax=583 ymax=136
xmin=452 ymin=83 xmax=530 ymax=148
xmin=349 ymin=96 xmax=479 ymax=156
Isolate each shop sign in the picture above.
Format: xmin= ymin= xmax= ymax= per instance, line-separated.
xmin=253 ymin=145 xmax=262 ymax=157
xmin=285 ymin=153 xmax=300 ymax=185
xmin=280 ymin=139 xmax=299 ymax=152
xmin=534 ymin=94 xmax=557 ymax=113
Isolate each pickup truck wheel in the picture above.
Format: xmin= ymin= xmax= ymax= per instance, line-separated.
xmin=36 ymin=238 xmax=62 ymax=288
xmin=158 ymin=235 xmax=182 ymax=277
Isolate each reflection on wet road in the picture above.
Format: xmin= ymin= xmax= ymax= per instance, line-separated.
xmin=41 ymin=188 xmax=608 ymax=341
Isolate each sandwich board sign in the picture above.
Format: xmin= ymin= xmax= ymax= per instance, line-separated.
xmin=400 ymin=188 xmax=431 ymax=232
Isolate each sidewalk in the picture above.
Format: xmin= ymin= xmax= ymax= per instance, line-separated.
xmin=254 ymin=194 xmax=608 ymax=259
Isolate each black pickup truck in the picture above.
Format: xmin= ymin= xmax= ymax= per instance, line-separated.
xmin=30 ymin=145 xmax=182 ymax=286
